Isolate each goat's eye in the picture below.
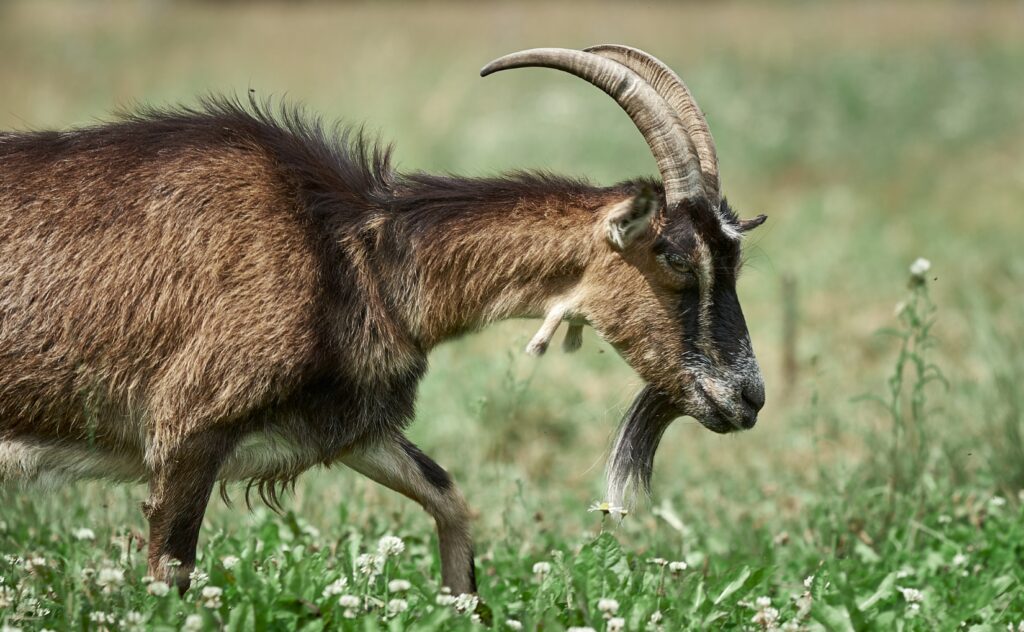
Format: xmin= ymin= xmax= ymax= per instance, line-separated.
xmin=660 ymin=253 xmax=696 ymax=281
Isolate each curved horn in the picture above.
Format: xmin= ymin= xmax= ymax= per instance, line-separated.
xmin=481 ymin=47 xmax=705 ymax=210
xmin=585 ymin=44 xmax=720 ymax=203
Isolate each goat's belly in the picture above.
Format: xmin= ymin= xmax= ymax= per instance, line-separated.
xmin=218 ymin=432 xmax=324 ymax=483
xmin=0 ymin=437 xmax=147 ymax=488
xmin=0 ymin=432 xmax=332 ymax=488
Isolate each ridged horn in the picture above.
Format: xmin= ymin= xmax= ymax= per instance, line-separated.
xmin=480 ymin=47 xmax=705 ymax=210
xmin=585 ymin=44 xmax=721 ymax=204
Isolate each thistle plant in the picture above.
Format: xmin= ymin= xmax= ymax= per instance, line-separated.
xmin=865 ymin=258 xmax=948 ymax=501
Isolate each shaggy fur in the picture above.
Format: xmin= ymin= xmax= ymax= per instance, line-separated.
xmin=0 ymin=96 xmax=764 ymax=594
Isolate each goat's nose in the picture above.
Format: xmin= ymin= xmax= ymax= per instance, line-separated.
xmin=742 ymin=381 xmax=766 ymax=415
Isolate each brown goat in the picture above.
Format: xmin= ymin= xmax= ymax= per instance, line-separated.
xmin=0 ymin=46 xmax=766 ymax=595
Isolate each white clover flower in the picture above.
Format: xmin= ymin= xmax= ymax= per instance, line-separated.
xmin=436 ymin=593 xmax=457 ymax=606
xmin=898 ymin=586 xmax=924 ymax=603
xmin=96 ymin=567 xmax=125 ymax=592
xmin=649 ymin=611 xmax=663 ymax=624
xmin=909 ymin=258 xmax=931 ymax=278
xmin=121 ymin=611 xmax=145 ymax=630
xmin=454 ymin=592 xmax=479 ymax=614
xmin=338 ymin=594 xmax=361 ymax=608
xmin=201 ymin=585 xmax=223 ymax=609
xmin=669 ymin=561 xmax=687 ymax=573
xmin=795 ymin=590 xmax=813 ymax=618
xmin=506 ymin=619 xmax=524 ymax=630
xmin=598 ymin=598 xmax=620 ymax=615
xmin=322 ymin=577 xmax=348 ymax=598
xmin=24 ymin=557 xmax=47 ymax=572
xmin=91 ymin=611 xmax=119 ymax=625
xmin=356 ymin=553 xmax=382 ymax=576
xmin=752 ymin=606 xmax=780 ymax=627
xmin=73 ymin=528 xmax=96 ymax=541
xmin=343 ymin=608 xmax=358 ymax=619
xmin=990 ymin=496 xmax=1007 ymax=508
xmin=147 ymin=580 xmax=171 ymax=597
xmin=17 ymin=596 xmax=47 ymax=616
xmin=952 ymin=553 xmax=968 ymax=567
xmin=0 ymin=586 xmax=15 ymax=609
xmin=533 ymin=561 xmax=552 ymax=576
xmin=377 ymin=535 xmax=405 ymax=558
xmin=804 ymin=575 xmax=815 ymax=588
xmin=607 ymin=617 xmax=626 ymax=632
xmin=387 ymin=598 xmax=408 ymax=615
xmin=189 ymin=569 xmax=209 ymax=587
xmin=649 ymin=558 xmax=668 ymax=567
xmin=221 ymin=555 xmax=240 ymax=570
xmin=755 ymin=596 xmax=772 ymax=609
xmin=182 ymin=613 xmax=204 ymax=631
xmin=388 ymin=579 xmax=411 ymax=593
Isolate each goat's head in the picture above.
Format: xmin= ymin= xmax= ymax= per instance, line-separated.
xmin=482 ymin=46 xmax=766 ymax=436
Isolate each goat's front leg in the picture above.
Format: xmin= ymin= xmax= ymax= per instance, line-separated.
xmin=342 ymin=434 xmax=476 ymax=594
xmin=143 ymin=430 xmax=233 ymax=593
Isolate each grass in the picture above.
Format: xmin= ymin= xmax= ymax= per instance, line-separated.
xmin=2 ymin=0 xmax=1024 ymax=629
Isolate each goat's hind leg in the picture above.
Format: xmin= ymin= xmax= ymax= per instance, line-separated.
xmin=144 ymin=429 xmax=234 ymax=593
xmin=342 ymin=434 xmax=476 ymax=595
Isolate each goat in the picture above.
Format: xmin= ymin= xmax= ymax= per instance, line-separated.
xmin=0 ymin=45 xmax=766 ymax=595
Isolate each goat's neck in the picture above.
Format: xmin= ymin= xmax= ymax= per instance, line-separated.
xmin=397 ymin=184 xmax=611 ymax=349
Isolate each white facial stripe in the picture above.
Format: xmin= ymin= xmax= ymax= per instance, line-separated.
xmin=692 ymin=234 xmax=722 ymax=367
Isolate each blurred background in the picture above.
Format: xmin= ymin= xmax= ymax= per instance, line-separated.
xmin=1 ymin=0 xmax=1022 ymax=564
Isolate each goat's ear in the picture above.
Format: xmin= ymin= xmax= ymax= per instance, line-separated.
xmin=738 ymin=214 xmax=767 ymax=233
xmin=605 ymin=188 xmax=660 ymax=250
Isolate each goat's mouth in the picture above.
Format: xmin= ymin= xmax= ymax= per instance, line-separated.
xmin=683 ymin=382 xmax=753 ymax=434
xmin=693 ymin=409 xmax=744 ymax=434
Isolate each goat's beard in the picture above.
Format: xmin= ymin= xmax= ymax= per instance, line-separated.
xmin=605 ymin=385 xmax=681 ymax=511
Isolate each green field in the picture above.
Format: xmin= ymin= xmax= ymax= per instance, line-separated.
xmin=2 ymin=1 xmax=1024 ymax=629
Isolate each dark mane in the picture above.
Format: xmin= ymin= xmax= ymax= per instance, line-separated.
xmin=0 ymin=94 xmax=395 ymax=224
xmin=392 ymin=170 xmax=602 ymax=223
xmin=122 ymin=95 xmax=397 ymax=218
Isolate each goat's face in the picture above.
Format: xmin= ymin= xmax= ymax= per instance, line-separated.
xmin=578 ymin=188 xmax=766 ymax=433
xmin=482 ymin=44 xmax=767 ymax=432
